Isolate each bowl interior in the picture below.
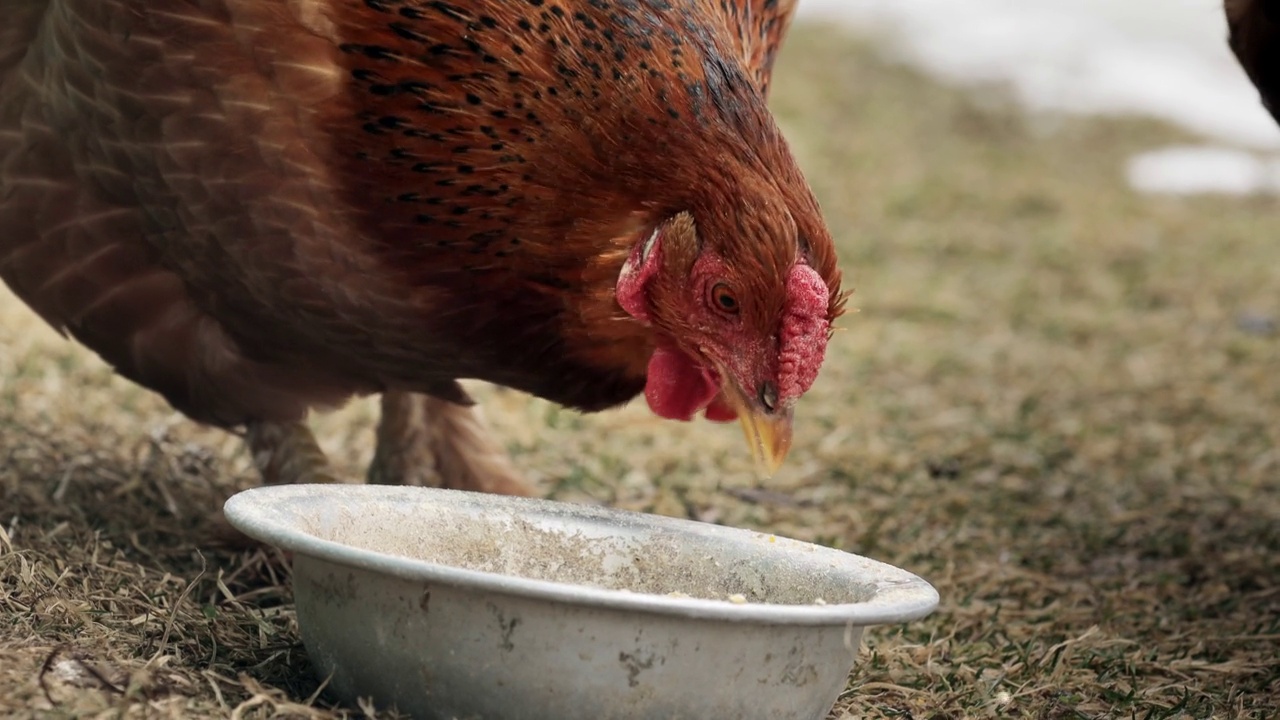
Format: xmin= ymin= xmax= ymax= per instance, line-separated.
xmin=303 ymin=493 xmax=867 ymax=605
xmin=225 ymin=484 xmax=939 ymax=622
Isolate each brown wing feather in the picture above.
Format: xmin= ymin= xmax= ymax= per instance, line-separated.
xmin=1226 ymin=0 xmax=1280 ymax=124
xmin=0 ymin=0 xmax=371 ymax=425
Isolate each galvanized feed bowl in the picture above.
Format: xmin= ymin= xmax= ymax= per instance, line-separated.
xmin=223 ymin=484 xmax=938 ymax=720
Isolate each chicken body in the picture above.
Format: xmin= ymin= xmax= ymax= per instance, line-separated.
xmin=0 ymin=0 xmax=842 ymax=492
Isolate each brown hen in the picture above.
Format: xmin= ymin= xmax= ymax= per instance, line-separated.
xmin=0 ymin=0 xmax=845 ymax=494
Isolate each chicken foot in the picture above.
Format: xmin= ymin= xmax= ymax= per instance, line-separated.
xmin=204 ymin=420 xmax=340 ymax=548
xmin=367 ymin=391 xmax=533 ymax=496
xmin=245 ymin=421 xmax=341 ymax=485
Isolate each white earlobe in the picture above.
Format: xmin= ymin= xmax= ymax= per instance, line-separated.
xmin=616 ymin=227 xmax=663 ymax=323
xmin=638 ymin=227 xmax=659 ymax=265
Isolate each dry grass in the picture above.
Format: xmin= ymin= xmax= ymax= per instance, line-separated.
xmin=3 ymin=26 xmax=1279 ymax=719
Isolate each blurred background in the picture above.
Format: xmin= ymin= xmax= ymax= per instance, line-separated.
xmin=801 ymin=0 xmax=1280 ymax=194
xmin=2 ymin=3 xmax=1277 ymax=717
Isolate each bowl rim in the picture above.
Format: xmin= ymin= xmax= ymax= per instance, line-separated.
xmin=223 ymin=484 xmax=939 ymax=627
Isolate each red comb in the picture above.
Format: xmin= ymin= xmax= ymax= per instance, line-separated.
xmin=778 ymin=263 xmax=829 ymax=402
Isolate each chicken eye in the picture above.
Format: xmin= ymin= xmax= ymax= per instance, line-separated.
xmin=709 ymin=283 xmax=739 ymax=315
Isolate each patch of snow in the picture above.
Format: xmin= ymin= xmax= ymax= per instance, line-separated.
xmin=795 ymin=0 xmax=1280 ymax=194
xmin=1127 ymin=146 xmax=1280 ymax=195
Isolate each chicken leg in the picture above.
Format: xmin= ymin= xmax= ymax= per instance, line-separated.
xmin=245 ymin=421 xmax=341 ymax=485
xmin=203 ymin=420 xmax=341 ymax=548
xmin=366 ymin=391 xmax=534 ymax=496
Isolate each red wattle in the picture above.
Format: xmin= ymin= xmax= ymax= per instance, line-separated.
xmin=643 ymin=346 xmax=719 ymax=422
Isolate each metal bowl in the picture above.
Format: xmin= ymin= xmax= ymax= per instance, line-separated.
xmin=223 ymin=484 xmax=938 ymax=720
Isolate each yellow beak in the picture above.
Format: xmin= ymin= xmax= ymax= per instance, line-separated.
xmin=722 ymin=385 xmax=793 ymax=476
xmin=740 ymin=408 xmax=793 ymax=476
